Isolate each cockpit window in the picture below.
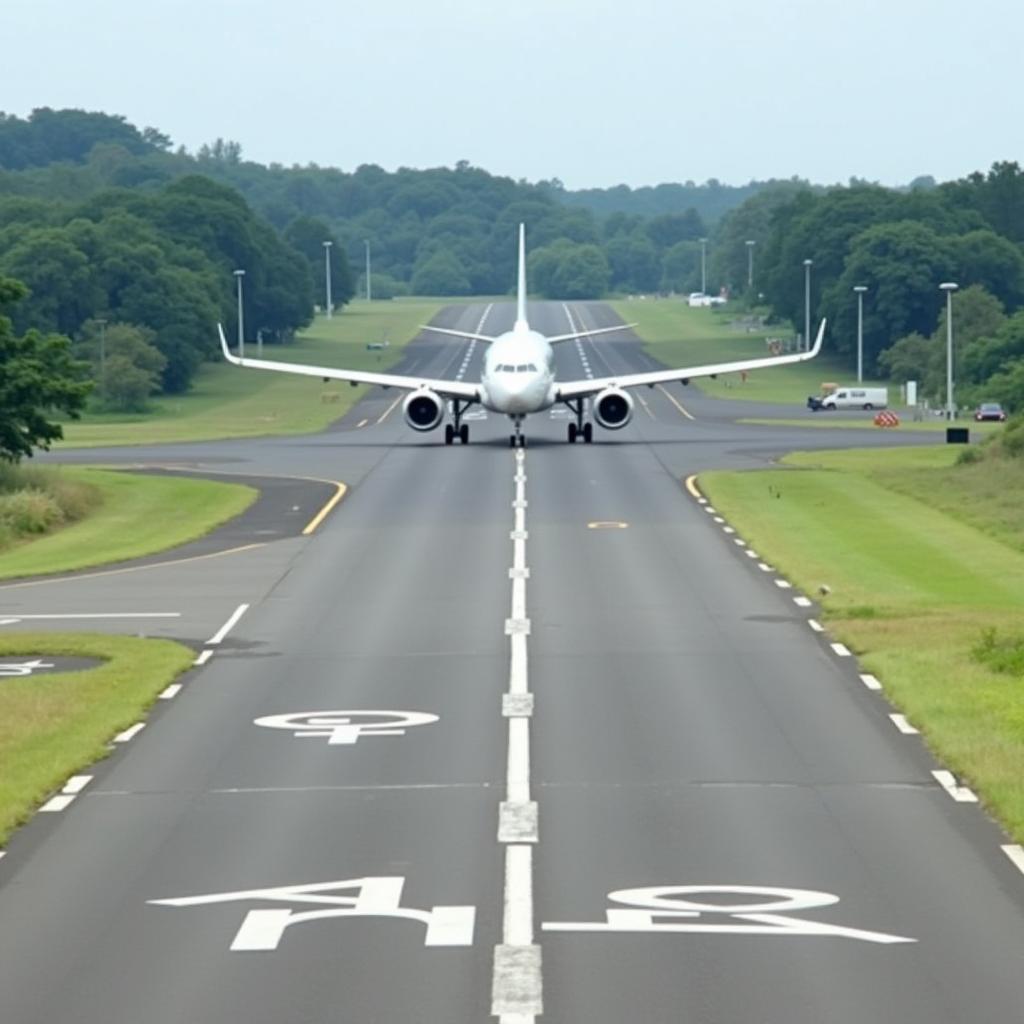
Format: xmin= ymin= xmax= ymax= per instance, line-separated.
xmin=516 ymin=364 xmax=528 ymax=372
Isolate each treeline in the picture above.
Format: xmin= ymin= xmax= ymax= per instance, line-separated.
xmin=0 ymin=109 xmax=729 ymax=302
xmin=708 ymin=165 xmax=1024 ymax=410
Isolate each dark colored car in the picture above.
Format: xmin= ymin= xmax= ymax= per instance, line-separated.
xmin=974 ymin=402 xmax=1007 ymax=422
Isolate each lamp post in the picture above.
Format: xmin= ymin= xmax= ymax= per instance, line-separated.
xmin=940 ymin=282 xmax=959 ymax=419
xmin=700 ymin=237 xmax=707 ymax=295
xmin=745 ymin=240 xmax=755 ymax=290
xmin=853 ymin=285 xmax=868 ymax=383
xmin=364 ymin=239 xmax=371 ymax=302
xmin=323 ymin=241 xmax=333 ymax=319
xmin=803 ymin=259 xmax=813 ymax=353
xmin=233 ymin=269 xmax=246 ymax=360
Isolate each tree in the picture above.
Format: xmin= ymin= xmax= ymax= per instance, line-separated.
xmin=284 ymin=216 xmax=354 ymax=310
xmin=0 ymin=277 xmax=91 ymax=461
xmin=79 ymin=320 xmax=166 ymax=411
xmin=410 ymin=249 xmax=471 ymax=295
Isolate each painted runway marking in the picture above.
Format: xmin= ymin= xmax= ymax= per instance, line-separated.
xmin=356 ymin=418 xmax=369 ymax=428
xmin=63 ymin=775 xmax=92 ymax=794
xmin=774 ymin=579 xmax=792 ymax=590
xmin=860 ymin=673 xmax=883 ymax=690
xmin=159 ymin=684 xmax=182 ymax=700
xmin=793 ymin=596 xmax=812 ymax=608
xmin=655 ymin=383 xmax=695 ymax=421
xmin=542 ymin=886 xmax=915 ymax=944
xmin=40 ymin=795 xmax=76 ymax=812
xmin=0 ymin=613 xmax=179 ymax=625
xmin=40 ymin=774 xmax=92 ymax=812
xmin=114 ymin=723 xmax=145 ymax=743
xmin=254 ymin=710 xmax=439 ymax=746
xmin=376 ymin=394 xmax=403 ymax=425
xmin=808 ymin=619 xmax=824 ymax=633
xmin=0 ymin=658 xmax=55 ymax=676
xmin=830 ymin=642 xmax=852 ymax=657
xmin=194 ymin=649 xmax=213 ymax=666
xmin=932 ymin=770 xmax=978 ymax=803
xmin=890 ymin=714 xmax=918 ymax=734
xmin=150 ymin=877 xmax=475 ymax=950
xmin=207 ymin=603 xmax=249 ymax=645
xmin=302 ymin=481 xmax=347 ymax=535
xmin=1003 ymin=845 xmax=1024 ymax=875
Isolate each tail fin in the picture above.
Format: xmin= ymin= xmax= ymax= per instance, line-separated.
xmin=515 ymin=223 xmax=528 ymax=330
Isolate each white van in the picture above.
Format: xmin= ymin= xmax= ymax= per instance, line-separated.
xmin=814 ymin=386 xmax=888 ymax=411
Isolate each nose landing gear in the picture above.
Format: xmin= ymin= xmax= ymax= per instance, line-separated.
xmin=509 ymin=415 xmax=526 ymax=448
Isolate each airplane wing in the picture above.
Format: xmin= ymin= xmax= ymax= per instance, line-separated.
xmin=218 ymin=325 xmax=480 ymax=400
xmin=556 ymin=319 xmax=826 ymax=400
xmin=544 ymin=323 xmax=638 ymax=344
xmin=418 ymin=325 xmax=499 ymax=344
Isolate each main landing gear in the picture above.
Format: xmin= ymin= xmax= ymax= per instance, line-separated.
xmin=445 ymin=399 xmax=474 ymax=445
xmin=509 ymin=415 xmax=526 ymax=448
xmin=563 ymin=398 xmax=593 ymax=444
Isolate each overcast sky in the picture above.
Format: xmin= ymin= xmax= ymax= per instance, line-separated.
xmin=5 ymin=0 xmax=1021 ymax=190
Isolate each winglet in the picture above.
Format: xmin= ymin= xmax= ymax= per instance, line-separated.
xmin=218 ymin=323 xmax=240 ymax=365
xmin=515 ymin=223 xmax=528 ymax=330
xmin=809 ymin=318 xmax=827 ymax=357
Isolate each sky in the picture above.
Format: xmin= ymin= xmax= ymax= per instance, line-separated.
xmin=5 ymin=0 xmax=1022 ymax=190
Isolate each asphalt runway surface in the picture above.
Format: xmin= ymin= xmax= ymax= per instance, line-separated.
xmin=1 ymin=301 xmax=1022 ymax=1022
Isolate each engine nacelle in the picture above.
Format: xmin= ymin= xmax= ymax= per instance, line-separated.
xmin=593 ymin=387 xmax=634 ymax=430
xmin=402 ymin=389 xmax=445 ymax=432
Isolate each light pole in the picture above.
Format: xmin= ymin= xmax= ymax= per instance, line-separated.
xmin=940 ymin=282 xmax=958 ymax=419
xmin=803 ymin=259 xmax=813 ymax=353
xmin=233 ymin=269 xmax=246 ymax=360
xmin=745 ymin=240 xmax=755 ymax=290
xmin=700 ymin=237 xmax=707 ymax=295
xmin=364 ymin=239 xmax=371 ymax=302
xmin=853 ymin=285 xmax=868 ymax=383
xmin=323 ymin=241 xmax=333 ymax=319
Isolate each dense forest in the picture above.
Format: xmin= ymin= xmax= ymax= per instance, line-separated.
xmin=1 ymin=107 xmax=1023 ymax=414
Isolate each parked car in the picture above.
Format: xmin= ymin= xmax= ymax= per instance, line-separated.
xmin=974 ymin=402 xmax=1007 ymax=422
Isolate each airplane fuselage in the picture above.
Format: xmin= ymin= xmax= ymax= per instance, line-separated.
xmin=479 ymin=321 xmax=557 ymax=416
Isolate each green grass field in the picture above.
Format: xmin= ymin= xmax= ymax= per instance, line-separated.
xmin=57 ymin=299 xmax=445 ymax=448
xmin=0 ymin=468 xmax=256 ymax=579
xmin=700 ymin=445 xmax=1024 ymax=839
xmin=612 ymin=298 xmax=884 ymax=404
xmin=0 ymin=633 xmax=194 ymax=842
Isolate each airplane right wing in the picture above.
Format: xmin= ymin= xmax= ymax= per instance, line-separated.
xmin=218 ymin=325 xmax=480 ymax=400
xmin=556 ymin=319 xmax=826 ymax=400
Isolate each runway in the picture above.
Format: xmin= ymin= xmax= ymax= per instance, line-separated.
xmin=1 ymin=301 xmax=1022 ymax=1022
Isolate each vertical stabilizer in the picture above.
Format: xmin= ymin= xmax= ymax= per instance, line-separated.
xmin=515 ymin=223 xmax=528 ymax=329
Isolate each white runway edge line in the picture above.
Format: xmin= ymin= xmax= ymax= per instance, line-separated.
xmin=40 ymin=774 xmax=92 ymax=812
xmin=206 ymin=604 xmax=250 ymax=645
xmin=1003 ymin=845 xmax=1024 ymax=875
xmin=114 ymin=723 xmax=146 ymax=743
xmin=932 ymin=770 xmax=979 ymax=803
xmin=492 ymin=446 xmax=542 ymax=1022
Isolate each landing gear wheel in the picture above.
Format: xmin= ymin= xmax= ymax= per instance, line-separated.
xmin=445 ymin=424 xmax=455 ymax=445
xmin=510 ymin=434 xmax=517 ymax=448
xmin=583 ymin=422 xmax=593 ymax=444
xmin=519 ymin=435 xmax=527 ymax=448
xmin=568 ymin=422 xmax=578 ymax=443
xmin=459 ymin=423 xmax=469 ymax=444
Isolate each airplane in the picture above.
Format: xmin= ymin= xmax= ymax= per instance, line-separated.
xmin=219 ymin=224 xmax=825 ymax=447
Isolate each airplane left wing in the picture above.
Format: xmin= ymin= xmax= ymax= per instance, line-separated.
xmin=557 ymin=319 xmax=826 ymax=400
xmin=218 ymin=325 xmax=480 ymax=400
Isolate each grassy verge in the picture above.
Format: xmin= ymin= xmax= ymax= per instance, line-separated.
xmin=0 ymin=468 xmax=256 ymax=580
xmin=0 ymin=633 xmax=194 ymax=843
xmin=700 ymin=445 xmax=1024 ymax=839
xmin=57 ymin=299 xmax=445 ymax=448
xmin=740 ymin=416 xmax=1004 ymax=435
xmin=612 ymin=298 xmax=883 ymax=405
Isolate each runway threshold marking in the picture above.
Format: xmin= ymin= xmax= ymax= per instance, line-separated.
xmin=302 ymin=481 xmax=347 ymax=535
xmin=207 ymin=604 xmax=249 ymax=645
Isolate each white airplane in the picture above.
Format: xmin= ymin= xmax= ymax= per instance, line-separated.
xmin=219 ymin=224 xmax=825 ymax=447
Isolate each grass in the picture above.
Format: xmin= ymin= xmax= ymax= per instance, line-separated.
xmin=56 ymin=299 xmax=445 ymax=448
xmin=0 ymin=467 xmax=256 ymax=580
xmin=700 ymin=445 xmax=1024 ymax=839
xmin=0 ymin=633 xmax=194 ymax=843
xmin=612 ymin=298 xmax=884 ymax=404
xmin=740 ymin=416 xmax=1005 ymax=434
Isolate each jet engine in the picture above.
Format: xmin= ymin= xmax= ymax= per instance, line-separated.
xmin=402 ymin=389 xmax=445 ymax=431
xmin=593 ymin=388 xmax=634 ymax=430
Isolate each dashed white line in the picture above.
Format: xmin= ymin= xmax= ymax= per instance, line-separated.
xmin=830 ymin=642 xmax=852 ymax=657
xmin=808 ymin=619 xmax=824 ymax=633
xmin=860 ymin=673 xmax=883 ymax=691
xmin=63 ymin=775 xmax=92 ymax=794
xmin=932 ymin=769 xmax=978 ymax=803
xmin=774 ymin=579 xmax=792 ymax=590
xmin=40 ymin=795 xmax=76 ymax=813
xmin=889 ymin=714 xmax=919 ymax=735
xmin=793 ymin=596 xmax=812 ymax=608
xmin=159 ymin=684 xmax=183 ymax=700
xmin=1003 ymin=845 xmax=1024 ymax=875
xmin=114 ymin=723 xmax=146 ymax=743
xmin=194 ymin=649 xmax=214 ymax=666
xmin=207 ymin=604 xmax=249 ymax=645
